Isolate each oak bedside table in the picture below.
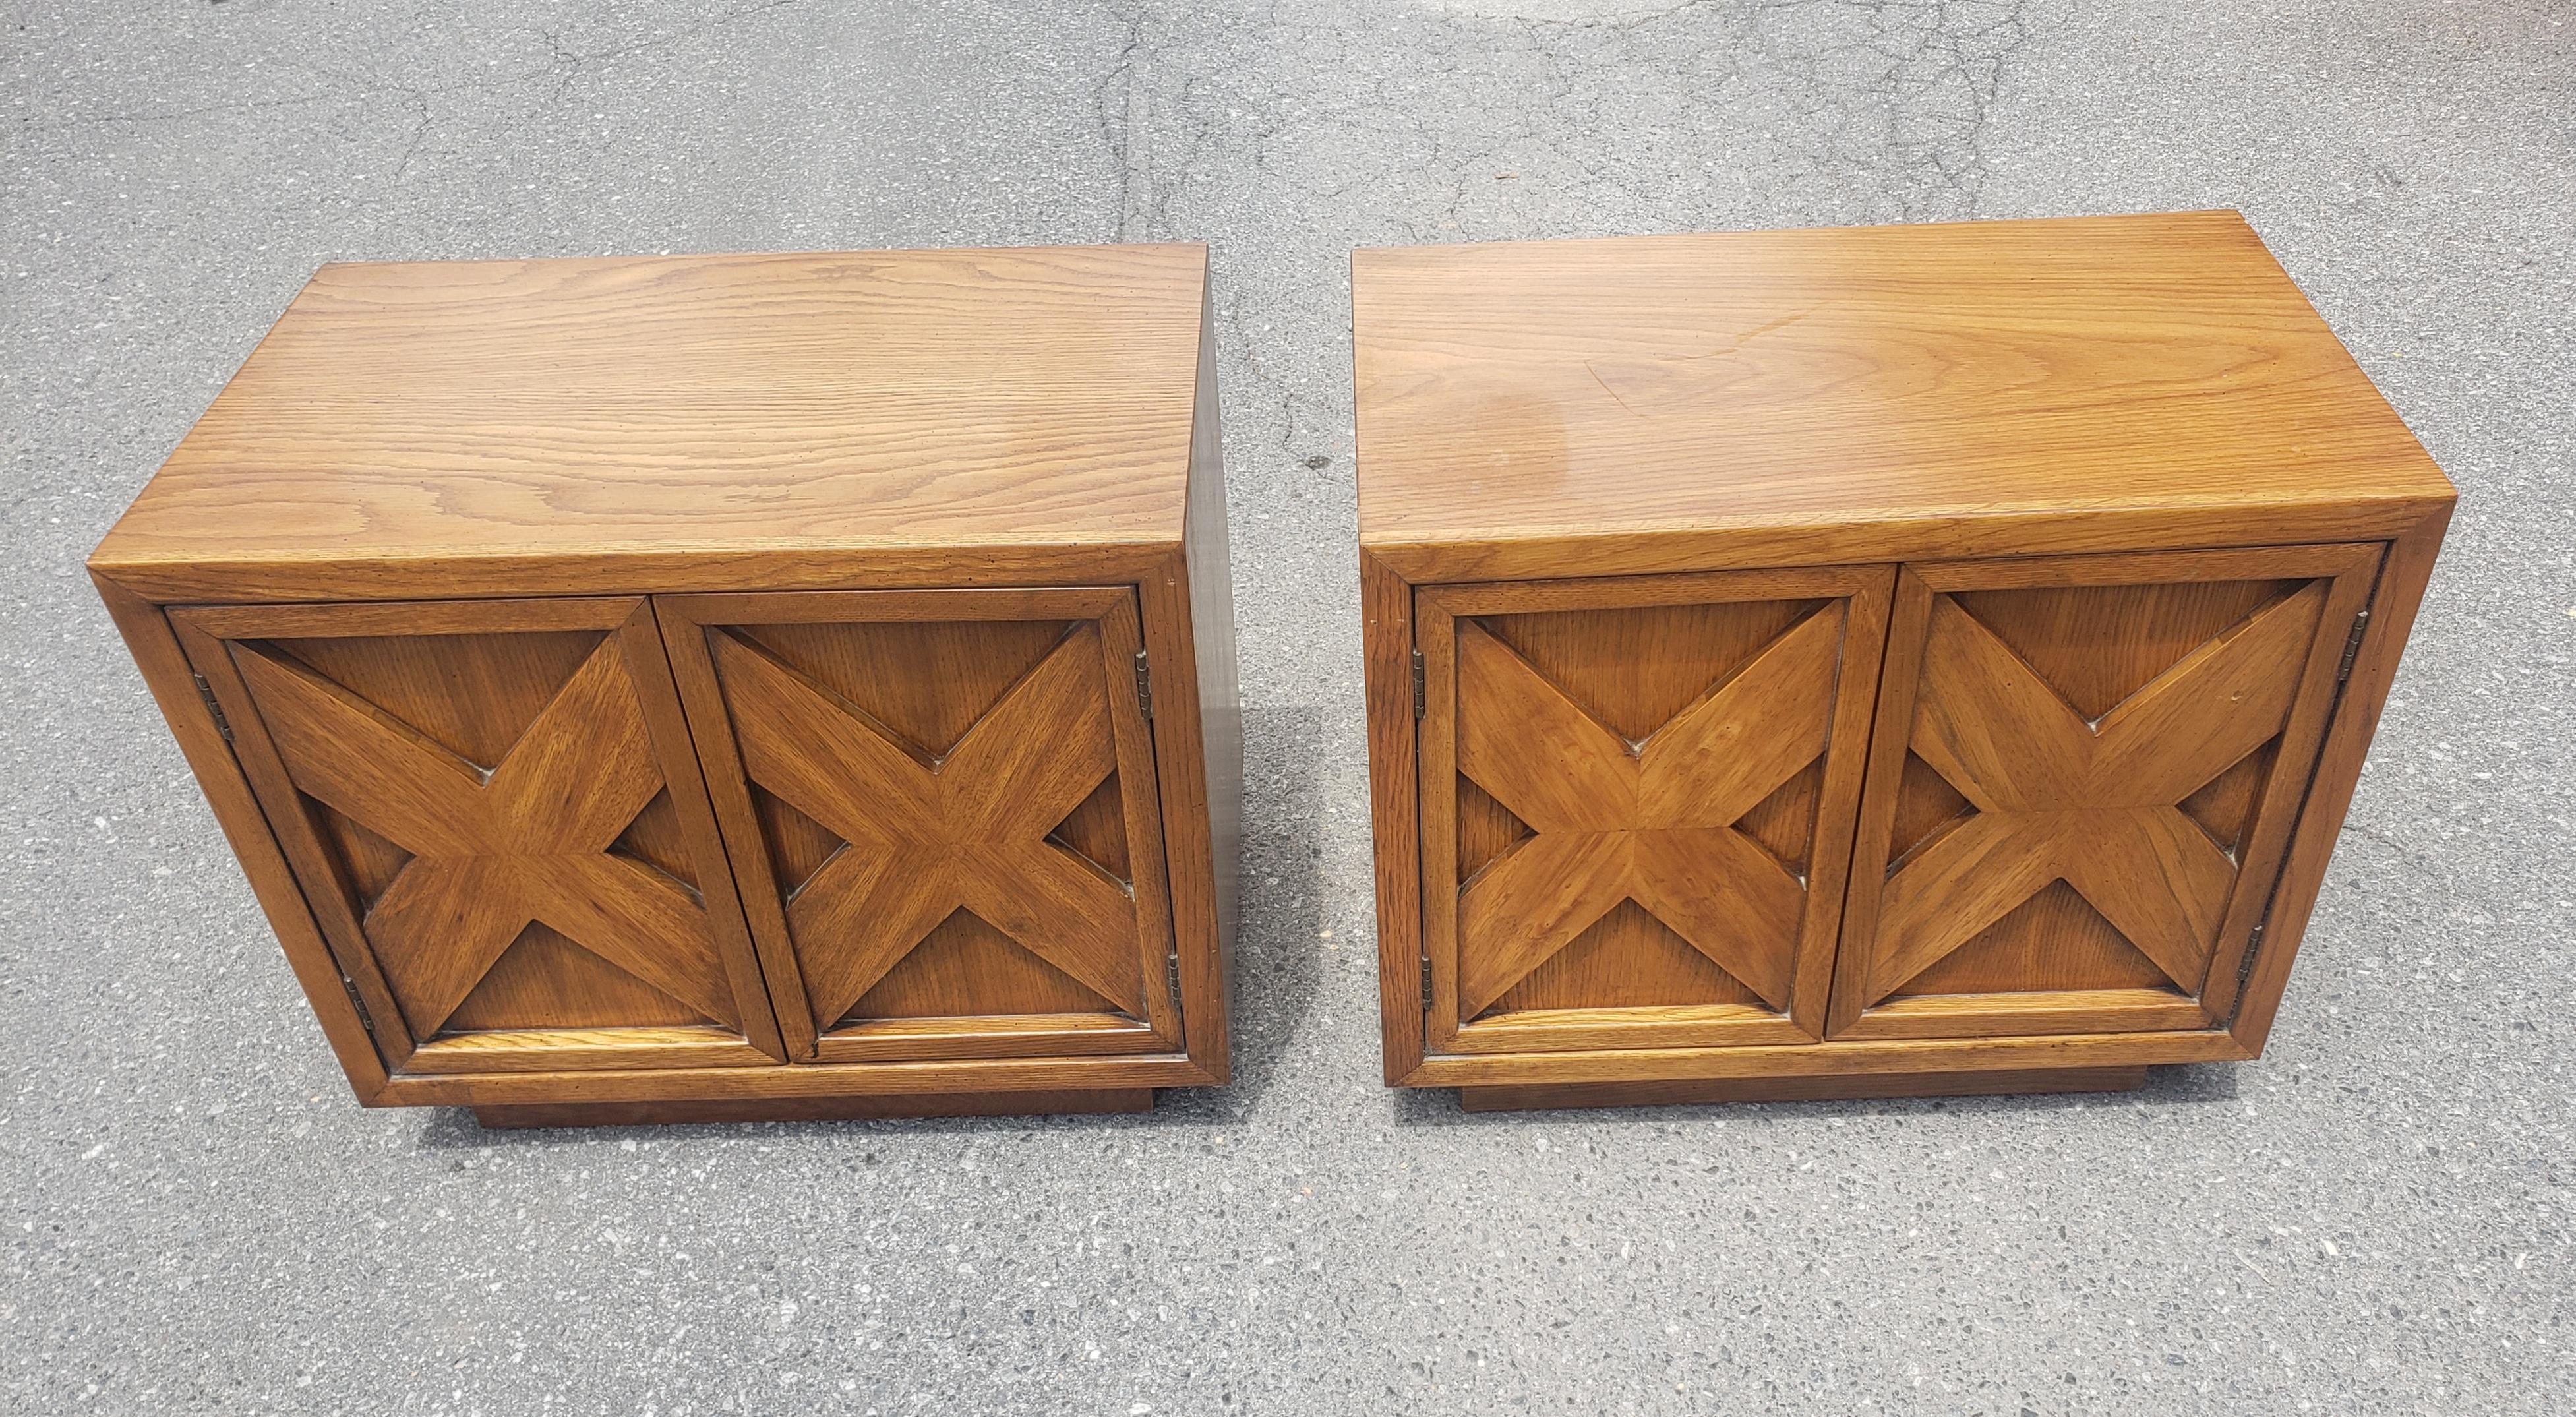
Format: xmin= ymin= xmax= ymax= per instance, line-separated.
xmin=1353 ymin=212 xmax=2453 ymax=1112
xmin=92 ymin=245 xmax=1239 ymax=1126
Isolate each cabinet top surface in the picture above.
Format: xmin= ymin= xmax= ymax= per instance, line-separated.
xmin=92 ymin=244 xmax=1210 ymax=584
xmin=1352 ymin=212 xmax=2453 ymax=558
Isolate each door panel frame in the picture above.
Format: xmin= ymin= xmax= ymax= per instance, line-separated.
xmin=169 ymin=595 xmax=789 ymax=1071
xmin=654 ymin=586 xmax=1185 ymax=1064
xmin=1828 ymin=543 xmax=2385 ymax=1039
xmin=1416 ymin=566 xmax=1894 ymax=1055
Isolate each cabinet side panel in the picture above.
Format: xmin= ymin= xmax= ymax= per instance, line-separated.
xmin=2229 ymin=507 xmax=2451 ymax=1049
xmin=90 ymin=572 xmax=392 ymax=1100
xmin=1363 ymin=549 xmax=1427 ymax=1082
xmin=1180 ymin=284 xmax=1242 ymax=1071
xmin=1137 ymin=557 xmax=1230 ymax=1084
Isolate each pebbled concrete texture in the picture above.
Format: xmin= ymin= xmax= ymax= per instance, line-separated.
xmin=3 ymin=0 xmax=2571 ymax=1411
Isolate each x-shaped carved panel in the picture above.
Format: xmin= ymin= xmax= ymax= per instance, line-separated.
xmin=1453 ymin=605 xmax=1844 ymax=1017
xmin=232 ymin=639 xmax=735 ymax=1037
xmin=1867 ymin=580 xmax=2329 ymax=1003
xmin=709 ymin=622 xmax=1143 ymax=1029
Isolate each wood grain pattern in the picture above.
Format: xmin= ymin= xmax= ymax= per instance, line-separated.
xmin=1451 ymin=610 xmax=1831 ymax=1013
xmin=1404 ymin=1027 xmax=2249 ymax=1088
xmin=1362 ymin=548 xmax=1429 ymax=1083
xmin=2225 ymin=506 xmax=2450 ymax=1046
xmin=171 ymin=598 xmax=784 ymax=1070
xmin=376 ymin=1050 xmax=1212 ymax=1106
xmin=95 ymin=244 xmax=1233 ymax=1122
xmin=1829 ymin=546 xmax=2380 ymax=1038
xmin=1353 ymin=212 xmax=2453 ymax=583
xmin=374 ymin=1026 xmax=2210 ymax=1106
xmin=92 ymin=574 xmax=394 ymax=1099
xmin=402 ymin=1027 xmax=775 ymax=1075
xmin=1356 ymin=216 xmax=2451 ymax=1105
xmin=1418 ymin=567 xmax=1891 ymax=1055
xmin=1828 ymin=987 xmax=2214 ymax=1042
xmin=657 ymin=589 xmax=1185 ymax=1065
xmin=1125 ymin=291 xmax=1241 ymax=1087
xmin=91 ymin=246 xmax=1210 ymax=605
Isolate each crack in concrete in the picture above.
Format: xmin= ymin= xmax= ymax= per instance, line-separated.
xmin=23 ymin=0 xmax=816 ymax=138
xmin=1091 ymin=0 xmax=2035 ymax=494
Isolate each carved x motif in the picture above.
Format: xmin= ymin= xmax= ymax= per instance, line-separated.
xmin=710 ymin=623 xmax=1141 ymax=1029
xmin=1453 ymin=607 xmax=1844 ymax=1017
xmin=1868 ymin=582 xmax=2329 ymax=1003
xmin=234 ymin=640 xmax=733 ymax=1036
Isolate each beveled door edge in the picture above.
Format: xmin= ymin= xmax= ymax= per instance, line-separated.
xmin=94 ymin=572 xmax=396 ymax=1102
xmin=1406 ymin=562 xmax=1899 ymax=1069
xmin=656 ymin=584 xmax=1202 ymax=1071
xmin=2226 ymin=506 xmax=2452 ymax=1050
xmin=1826 ymin=538 xmax=2409 ymax=1044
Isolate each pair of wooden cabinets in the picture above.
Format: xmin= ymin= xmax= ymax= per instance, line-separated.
xmin=99 ymin=218 xmax=2455 ymax=1123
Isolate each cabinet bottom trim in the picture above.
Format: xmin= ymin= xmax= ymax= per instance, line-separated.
xmin=1459 ymin=1066 xmax=2149 ymax=1112
xmin=469 ymin=1087 xmax=1156 ymax=1128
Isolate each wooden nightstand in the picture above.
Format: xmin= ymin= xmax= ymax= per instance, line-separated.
xmin=92 ymin=245 xmax=1238 ymax=1126
xmin=1353 ymin=212 xmax=2453 ymax=1111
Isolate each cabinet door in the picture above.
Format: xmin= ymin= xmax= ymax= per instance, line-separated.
xmin=657 ymin=588 xmax=1184 ymax=1064
xmin=1829 ymin=545 xmax=2383 ymax=1040
xmin=171 ymin=599 xmax=785 ymax=1075
xmin=1416 ymin=568 xmax=1892 ymax=1055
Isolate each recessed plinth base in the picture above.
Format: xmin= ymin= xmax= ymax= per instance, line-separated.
xmin=470 ymin=1087 xmax=1156 ymax=1128
xmin=1457 ymin=1066 xmax=2149 ymax=1112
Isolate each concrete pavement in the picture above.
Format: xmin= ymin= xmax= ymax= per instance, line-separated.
xmin=4 ymin=1 xmax=2569 ymax=1411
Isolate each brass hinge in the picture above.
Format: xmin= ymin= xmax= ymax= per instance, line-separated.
xmin=191 ymin=671 xmax=233 ymax=743
xmin=1411 ymin=648 xmax=1427 ymax=719
xmin=1164 ymin=950 xmax=1185 ymax=1011
xmin=2335 ymin=609 xmax=2372 ymax=684
xmin=1420 ymin=955 xmax=1435 ymax=1011
xmin=1133 ymin=650 xmax=1154 ymax=719
xmin=340 ymin=977 xmax=378 ymax=1038
xmin=2232 ymin=920 xmax=2268 ymax=1011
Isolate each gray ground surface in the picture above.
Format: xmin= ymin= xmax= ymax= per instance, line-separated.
xmin=5 ymin=1 xmax=2571 ymax=1412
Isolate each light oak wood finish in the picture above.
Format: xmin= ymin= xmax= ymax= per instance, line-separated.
xmin=93 ymin=574 xmax=392 ymax=1099
xmin=93 ymin=244 xmax=1234 ymax=1124
xmin=1417 ymin=568 xmax=1889 ymax=1056
xmin=1458 ymin=1068 xmax=2149 ymax=1112
xmin=90 ymin=245 xmax=1210 ymax=603
xmin=171 ymin=596 xmax=783 ymax=1071
xmin=1830 ymin=546 xmax=2380 ymax=1040
xmin=1357 ymin=213 xmax=2453 ymax=1106
xmin=656 ymin=588 xmax=1184 ymax=1065
xmin=1354 ymin=210 xmax=2453 ymax=584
